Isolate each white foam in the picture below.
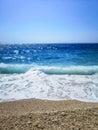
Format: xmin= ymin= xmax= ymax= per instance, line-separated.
xmin=0 ymin=69 xmax=98 ymax=102
xmin=14 ymin=50 xmax=19 ymax=55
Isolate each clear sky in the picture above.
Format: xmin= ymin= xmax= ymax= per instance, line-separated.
xmin=0 ymin=0 xmax=98 ymax=43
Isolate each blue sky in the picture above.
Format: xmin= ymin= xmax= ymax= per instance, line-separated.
xmin=0 ymin=0 xmax=98 ymax=43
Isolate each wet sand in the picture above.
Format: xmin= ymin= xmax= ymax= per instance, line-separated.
xmin=0 ymin=99 xmax=98 ymax=130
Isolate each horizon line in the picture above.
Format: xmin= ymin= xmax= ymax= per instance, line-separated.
xmin=0 ymin=42 xmax=98 ymax=45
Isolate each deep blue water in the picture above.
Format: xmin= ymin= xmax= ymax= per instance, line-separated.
xmin=0 ymin=43 xmax=98 ymax=102
xmin=0 ymin=43 xmax=98 ymax=74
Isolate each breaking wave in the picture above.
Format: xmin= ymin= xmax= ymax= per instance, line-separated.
xmin=0 ymin=68 xmax=98 ymax=102
xmin=0 ymin=63 xmax=98 ymax=75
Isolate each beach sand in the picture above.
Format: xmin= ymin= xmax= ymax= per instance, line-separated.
xmin=0 ymin=99 xmax=98 ymax=130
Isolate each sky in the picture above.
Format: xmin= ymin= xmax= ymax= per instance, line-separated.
xmin=0 ymin=0 xmax=98 ymax=43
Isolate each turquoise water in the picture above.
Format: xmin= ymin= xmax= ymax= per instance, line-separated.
xmin=0 ymin=43 xmax=98 ymax=74
xmin=0 ymin=43 xmax=98 ymax=102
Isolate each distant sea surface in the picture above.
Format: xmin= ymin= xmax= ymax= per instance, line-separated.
xmin=0 ymin=43 xmax=98 ymax=102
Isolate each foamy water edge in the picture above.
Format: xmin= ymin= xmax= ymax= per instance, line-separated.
xmin=0 ymin=69 xmax=98 ymax=102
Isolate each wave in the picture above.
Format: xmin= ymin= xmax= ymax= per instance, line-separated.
xmin=0 ymin=63 xmax=98 ymax=75
xmin=42 ymin=66 xmax=98 ymax=75
xmin=0 ymin=68 xmax=98 ymax=102
xmin=0 ymin=63 xmax=32 ymax=74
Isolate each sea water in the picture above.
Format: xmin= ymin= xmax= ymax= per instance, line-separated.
xmin=0 ymin=43 xmax=98 ymax=102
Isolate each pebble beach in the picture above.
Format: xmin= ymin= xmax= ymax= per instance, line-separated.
xmin=0 ymin=99 xmax=98 ymax=130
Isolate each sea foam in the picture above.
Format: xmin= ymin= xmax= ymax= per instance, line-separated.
xmin=0 ymin=68 xmax=98 ymax=102
xmin=0 ymin=43 xmax=98 ymax=102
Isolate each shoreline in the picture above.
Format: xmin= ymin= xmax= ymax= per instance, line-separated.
xmin=0 ymin=99 xmax=98 ymax=130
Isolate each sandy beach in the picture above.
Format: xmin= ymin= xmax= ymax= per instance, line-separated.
xmin=0 ymin=99 xmax=98 ymax=130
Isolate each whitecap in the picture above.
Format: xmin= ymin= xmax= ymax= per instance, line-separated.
xmin=0 ymin=68 xmax=98 ymax=102
xmin=14 ymin=50 xmax=19 ymax=55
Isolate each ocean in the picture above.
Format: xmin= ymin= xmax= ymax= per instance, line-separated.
xmin=0 ymin=43 xmax=98 ymax=102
